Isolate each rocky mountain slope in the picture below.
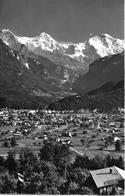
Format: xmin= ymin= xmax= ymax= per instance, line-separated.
xmin=0 ymin=39 xmax=76 ymax=108
xmin=88 ymin=80 xmax=124 ymax=95
xmin=48 ymin=52 xmax=124 ymax=112
xmin=73 ymin=52 xmax=124 ymax=95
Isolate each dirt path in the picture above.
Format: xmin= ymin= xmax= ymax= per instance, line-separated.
xmin=70 ymin=147 xmax=84 ymax=156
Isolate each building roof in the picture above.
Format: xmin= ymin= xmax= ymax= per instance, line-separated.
xmin=115 ymin=166 xmax=125 ymax=180
xmin=90 ymin=166 xmax=124 ymax=188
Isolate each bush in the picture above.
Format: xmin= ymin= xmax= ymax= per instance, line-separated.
xmin=83 ymin=130 xmax=87 ymax=134
xmin=80 ymin=139 xmax=85 ymax=145
xmin=3 ymin=138 xmax=10 ymax=147
xmin=10 ymin=137 xmax=17 ymax=147
xmin=72 ymin=129 xmax=77 ymax=132
xmin=72 ymin=133 xmax=77 ymax=137
xmin=0 ymin=156 xmax=5 ymax=166
xmin=77 ymin=186 xmax=94 ymax=195
xmin=115 ymin=140 xmax=122 ymax=151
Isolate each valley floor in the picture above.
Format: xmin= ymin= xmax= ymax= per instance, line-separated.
xmin=0 ymin=109 xmax=124 ymax=161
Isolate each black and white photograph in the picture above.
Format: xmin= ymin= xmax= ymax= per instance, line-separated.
xmin=0 ymin=0 xmax=124 ymax=195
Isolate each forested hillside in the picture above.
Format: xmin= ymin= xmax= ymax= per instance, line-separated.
xmin=48 ymin=81 xmax=124 ymax=112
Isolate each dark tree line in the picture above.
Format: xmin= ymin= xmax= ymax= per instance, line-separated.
xmin=0 ymin=96 xmax=47 ymax=109
xmin=0 ymin=141 xmax=124 ymax=194
xmin=48 ymin=88 xmax=124 ymax=113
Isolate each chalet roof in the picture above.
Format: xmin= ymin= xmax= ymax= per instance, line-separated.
xmin=115 ymin=166 xmax=125 ymax=180
xmin=90 ymin=166 xmax=124 ymax=188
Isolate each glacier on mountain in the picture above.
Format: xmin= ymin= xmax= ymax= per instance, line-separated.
xmin=0 ymin=29 xmax=124 ymax=72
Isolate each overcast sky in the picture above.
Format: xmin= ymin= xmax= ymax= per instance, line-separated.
xmin=0 ymin=0 xmax=124 ymax=42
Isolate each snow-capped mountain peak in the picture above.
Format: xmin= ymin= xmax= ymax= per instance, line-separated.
xmin=0 ymin=29 xmax=15 ymax=45
xmin=87 ymin=33 xmax=124 ymax=57
xmin=0 ymin=29 xmax=14 ymax=35
xmin=0 ymin=29 xmax=124 ymax=73
xmin=38 ymin=32 xmax=57 ymax=51
xmin=39 ymin=32 xmax=54 ymax=40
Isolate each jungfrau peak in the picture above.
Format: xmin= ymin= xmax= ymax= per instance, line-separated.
xmin=0 ymin=29 xmax=124 ymax=72
xmin=87 ymin=33 xmax=124 ymax=57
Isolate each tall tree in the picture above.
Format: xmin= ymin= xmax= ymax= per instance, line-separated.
xmin=39 ymin=142 xmax=55 ymax=162
xmin=5 ymin=150 xmax=17 ymax=173
xmin=19 ymin=148 xmax=39 ymax=177
xmin=0 ymin=171 xmax=17 ymax=193
xmin=39 ymin=142 xmax=70 ymax=169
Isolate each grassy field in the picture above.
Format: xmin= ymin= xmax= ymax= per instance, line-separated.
xmin=0 ymin=124 xmax=124 ymax=160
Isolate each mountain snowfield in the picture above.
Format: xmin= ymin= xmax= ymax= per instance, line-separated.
xmin=0 ymin=29 xmax=124 ymax=74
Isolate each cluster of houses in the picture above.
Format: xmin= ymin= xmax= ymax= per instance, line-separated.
xmin=0 ymin=108 xmax=124 ymax=147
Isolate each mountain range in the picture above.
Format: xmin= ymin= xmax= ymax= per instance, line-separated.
xmin=0 ymin=29 xmax=124 ymax=86
xmin=0 ymin=29 xmax=124 ymax=109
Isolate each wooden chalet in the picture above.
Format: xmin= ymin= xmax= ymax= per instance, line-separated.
xmin=90 ymin=166 xmax=125 ymax=194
